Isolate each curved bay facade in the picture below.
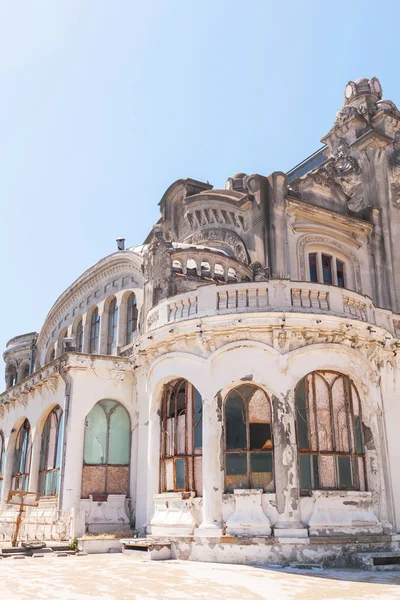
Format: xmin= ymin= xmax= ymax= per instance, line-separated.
xmin=0 ymin=76 xmax=400 ymax=565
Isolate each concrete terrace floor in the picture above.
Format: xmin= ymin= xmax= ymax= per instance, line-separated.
xmin=1 ymin=554 xmax=400 ymax=600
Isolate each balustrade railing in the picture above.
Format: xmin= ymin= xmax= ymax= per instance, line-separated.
xmin=145 ymin=280 xmax=400 ymax=336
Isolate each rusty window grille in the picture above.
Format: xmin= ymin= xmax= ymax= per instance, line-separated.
xmin=160 ymin=379 xmax=203 ymax=495
xmin=76 ymin=319 xmax=83 ymax=353
xmin=39 ymin=406 xmax=64 ymax=496
xmin=107 ymin=298 xmax=118 ymax=354
xmin=82 ymin=399 xmax=130 ymax=499
xmin=89 ymin=308 xmax=100 ymax=354
xmin=12 ymin=419 xmax=32 ymax=492
xmin=0 ymin=430 xmax=4 ymax=497
xmin=126 ymin=293 xmax=138 ymax=345
xmin=295 ymin=371 xmax=366 ymax=494
xmin=224 ymin=385 xmax=274 ymax=493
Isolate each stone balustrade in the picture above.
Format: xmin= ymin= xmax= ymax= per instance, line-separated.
xmin=146 ymin=279 xmax=400 ymax=335
xmin=171 ymin=248 xmax=252 ymax=283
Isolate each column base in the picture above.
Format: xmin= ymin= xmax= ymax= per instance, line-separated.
xmin=194 ymin=523 xmax=223 ymax=539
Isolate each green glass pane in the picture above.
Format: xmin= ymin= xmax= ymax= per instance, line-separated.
xmin=338 ymin=455 xmax=352 ymax=488
xmin=99 ymin=399 xmax=118 ymax=415
xmin=84 ymin=404 xmax=107 ymax=464
xmin=108 ymin=406 xmax=130 ymax=465
xmin=175 ymin=459 xmax=185 ymax=489
xmin=299 ymin=454 xmax=312 ymax=491
xmin=55 ymin=413 xmax=64 ymax=469
xmin=225 ymin=453 xmax=247 ymax=492
xmin=225 ymin=393 xmax=246 ymax=450
xmin=312 ymin=454 xmax=320 ymax=489
xmin=193 ymin=387 xmax=202 ymax=449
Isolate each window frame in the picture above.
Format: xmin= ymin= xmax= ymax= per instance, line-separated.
xmin=82 ymin=400 xmax=131 ymax=498
xmin=160 ymin=379 xmax=203 ymax=494
xmin=89 ymin=308 xmax=100 ymax=354
xmin=126 ymin=293 xmax=138 ymax=345
xmin=39 ymin=406 xmax=63 ymax=497
xmin=224 ymin=384 xmax=274 ymax=493
xmin=295 ymin=371 xmax=366 ymax=495
xmin=76 ymin=319 xmax=83 ymax=353
xmin=107 ymin=298 xmax=118 ymax=355
xmin=12 ymin=419 xmax=32 ymax=492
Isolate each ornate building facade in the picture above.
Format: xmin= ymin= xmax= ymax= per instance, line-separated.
xmin=0 ymin=77 xmax=400 ymax=565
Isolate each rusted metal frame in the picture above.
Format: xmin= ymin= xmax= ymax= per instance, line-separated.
xmin=342 ymin=375 xmax=356 ymax=489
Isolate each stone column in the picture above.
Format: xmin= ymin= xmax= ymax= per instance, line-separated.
xmin=195 ymin=393 xmax=223 ymax=538
xmin=28 ymin=428 xmax=41 ymax=494
xmin=144 ymin=403 xmax=160 ymax=532
xmin=272 ymin=392 xmax=307 ymax=538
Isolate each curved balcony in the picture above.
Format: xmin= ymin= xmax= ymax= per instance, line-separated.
xmin=170 ymin=247 xmax=252 ymax=283
xmin=145 ymin=279 xmax=400 ymax=336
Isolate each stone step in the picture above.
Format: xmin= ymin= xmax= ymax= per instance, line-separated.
xmin=352 ymin=551 xmax=400 ymax=570
xmin=120 ymin=538 xmax=172 ymax=561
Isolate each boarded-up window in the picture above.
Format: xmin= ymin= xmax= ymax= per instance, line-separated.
xmin=224 ymin=385 xmax=274 ymax=493
xmin=295 ymin=371 xmax=366 ymax=493
xmin=82 ymin=400 xmax=130 ymax=498
xmin=160 ymin=379 xmax=203 ymax=496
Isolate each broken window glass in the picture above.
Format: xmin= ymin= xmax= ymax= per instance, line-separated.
xmin=175 ymin=459 xmax=185 ymax=490
xmin=225 ymin=453 xmax=247 ymax=491
xmin=250 ymin=452 xmax=273 ymax=489
xmin=296 ymin=372 xmax=365 ymax=492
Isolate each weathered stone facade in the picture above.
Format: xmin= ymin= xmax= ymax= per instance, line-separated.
xmin=0 ymin=77 xmax=399 ymax=566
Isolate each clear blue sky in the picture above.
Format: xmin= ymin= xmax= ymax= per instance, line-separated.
xmin=1 ymin=0 xmax=399 ymax=380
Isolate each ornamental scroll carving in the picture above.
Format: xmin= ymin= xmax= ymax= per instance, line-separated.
xmin=184 ymin=228 xmax=249 ymax=264
xmin=298 ymin=235 xmax=362 ymax=293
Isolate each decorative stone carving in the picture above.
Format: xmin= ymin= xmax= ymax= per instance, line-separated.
xmin=324 ymin=139 xmax=366 ymax=212
xmin=225 ymin=489 xmax=271 ymax=537
xmin=184 ymin=229 xmax=249 ymax=264
xmin=250 ymin=261 xmax=268 ymax=282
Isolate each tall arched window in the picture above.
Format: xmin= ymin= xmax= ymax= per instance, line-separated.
xmin=160 ymin=379 xmax=202 ymax=495
xmin=0 ymin=431 xmax=4 ymax=497
xmin=82 ymin=400 xmax=130 ymax=498
xmin=6 ymin=364 xmax=17 ymax=389
xmin=89 ymin=308 xmax=100 ymax=354
xmin=107 ymin=298 xmax=118 ymax=354
xmin=12 ymin=419 xmax=32 ymax=491
xmin=76 ymin=319 xmax=83 ymax=353
xmin=39 ymin=407 xmax=64 ymax=496
xmin=224 ymin=385 xmax=273 ymax=493
xmin=126 ymin=293 xmax=138 ymax=345
xmin=295 ymin=371 xmax=365 ymax=493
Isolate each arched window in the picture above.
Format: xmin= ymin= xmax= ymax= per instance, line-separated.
xmin=89 ymin=308 xmax=100 ymax=354
xmin=214 ymin=264 xmax=224 ymax=281
xmin=295 ymin=371 xmax=365 ymax=493
xmin=76 ymin=319 xmax=83 ymax=353
xmin=224 ymin=385 xmax=273 ymax=493
xmin=201 ymin=260 xmax=211 ymax=277
xmin=172 ymin=260 xmax=183 ymax=274
xmin=0 ymin=431 xmax=4 ymax=497
xmin=12 ymin=419 xmax=32 ymax=491
xmin=227 ymin=267 xmax=237 ymax=282
xmin=126 ymin=293 xmax=138 ymax=345
xmin=20 ymin=363 xmax=30 ymax=381
xmin=6 ymin=364 xmax=17 ymax=389
xmin=107 ymin=298 xmax=118 ymax=354
xmin=39 ymin=407 xmax=63 ymax=496
xmin=82 ymin=400 xmax=130 ymax=498
xmin=160 ymin=379 xmax=202 ymax=495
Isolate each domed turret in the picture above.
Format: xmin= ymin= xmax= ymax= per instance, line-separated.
xmin=3 ymin=332 xmax=37 ymax=388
